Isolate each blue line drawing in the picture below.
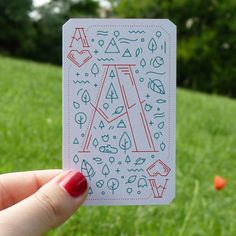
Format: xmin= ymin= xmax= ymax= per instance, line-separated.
xmin=102 ymin=164 xmax=110 ymax=178
xmin=98 ymin=40 xmax=104 ymax=47
xmin=152 ymin=56 xmax=164 ymax=68
xmin=156 ymin=31 xmax=162 ymax=38
xmin=160 ymin=141 xmax=166 ymax=151
xmin=96 ymin=180 xmax=104 ymax=188
xmin=73 ymin=154 xmax=79 ymax=164
xmin=103 ymin=103 xmax=109 ymax=110
xmin=156 ymin=99 xmax=166 ymax=104
xmin=127 ymin=168 xmax=144 ymax=172
xmin=94 ymin=83 xmax=98 ymax=87
xmin=73 ymin=138 xmax=79 ymax=144
xmin=73 ymin=101 xmax=80 ymax=109
xmin=114 ymin=31 xmax=120 ymax=38
xmin=81 ymin=90 xmax=91 ymax=105
xmin=109 ymin=125 xmax=114 ymax=130
xmin=118 ymin=38 xmax=138 ymax=43
xmin=122 ymin=48 xmax=132 ymax=57
xmin=135 ymin=47 xmax=143 ymax=57
xmin=154 ymin=132 xmax=163 ymax=140
xmin=119 ymin=41 xmax=129 ymax=44
xmin=137 ymin=191 xmax=141 ymax=194
xmin=97 ymin=31 xmax=108 ymax=36
xmin=135 ymin=69 xmax=139 ymax=73
xmin=125 ymin=155 xmax=131 ymax=164
xmin=148 ymin=38 xmax=157 ymax=53
xmin=106 ymin=83 xmax=119 ymax=103
xmin=137 ymin=177 xmax=148 ymax=188
xmin=77 ymin=88 xmax=83 ymax=95
xmin=139 ymin=77 xmax=144 ymax=82
xmin=141 ymin=38 xmax=145 ymax=42
xmin=144 ymin=104 xmax=153 ymax=112
xmin=101 ymin=134 xmax=109 ymax=142
xmin=128 ymin=30 xmax=145 ymax=34
xmin=92 ymin=138 xmax=99 ymax=148
xmin=73 ymin=80 xmax=90 ymax=84
xmin=117 ymin=119 xmax=126 ymax=128
xmin=125 ymin=175 xmax=137 ymax=184
xmin=99 ymin=144 xmax=118 ymax=154
xmin=101 ymin=191 xmax=105 ymax=195
xmin=81 ymin=133 xmax=85 ymax=137
xmin=105 ymin=38 xmax=120 ymax=53
xmin=113 ymin=106 xmax=124 ymax=115
xmin=109 ymin=69 xmax=116 ymax=79
xmin=93 ymin=157 xmax=103 ymax=164
xmin=149 ymin=121 xmax=154 ymax=126
xmin=148 ymin=79 xmax=165 ymax=94
xmin=158 ymin=121 xmax=164 ymax=129
xmin=88 ymin=187 xmax=93 ymax=195
xmin=127 ymin=187 xmax=132 ymax=195
xmin=134 ymin=157 xmax=146 ymax=166
xmin=113 ymin=135 xmax=116 ymax=139
xmin=81 ymin=160 xmax=96 ymax=180
xmin=118 ymin=161 xmax=122 ymax=165
xmin=119 ymin=132 xmax=132 ymax=154
xmin=75 ymin=112 xmax=87 ymax=129
xmin=85 ymin=73 xmax=89 ymax=77
xmin=109 ymin=156 xmax=115 ymax=164
xmin=154 ymin=112 xmax=165 ymax=118
xmin=140 ymin=58 xmax=146 ymax=68
xmin=94 ymin=49 xmax=99 ymax=55
xmin=97 ymin=58 xmax=114 ymax=61
xmin=99 ymin=120 xmax=105 ymax=129
xmin=76 ymin=72 xmax=80 ymax=76
xmin=115 ymin=168 xmax=121 ymax=173
xmin=107 ymin=178 xmax=119 ymax=194
xmin=91 ymin=63 xmax=99 ymax=77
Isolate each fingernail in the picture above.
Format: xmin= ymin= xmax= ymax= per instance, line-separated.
xmin=59 ymin=171 xmax=88 ymax=198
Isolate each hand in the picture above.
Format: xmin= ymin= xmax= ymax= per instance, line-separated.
xmin=0 ymin=170 xmax=88 ymax=236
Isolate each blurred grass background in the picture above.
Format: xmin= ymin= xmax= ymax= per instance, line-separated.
xmin=0 ymin=56 xmax=235 ymax=235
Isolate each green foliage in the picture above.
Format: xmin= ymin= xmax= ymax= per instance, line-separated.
xmin=114 ymin=0 xmax=236 ymax=97
xmin=1 ymin=56 xmax=236 ymax=235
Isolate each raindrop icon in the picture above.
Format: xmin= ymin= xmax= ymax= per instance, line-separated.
xmin=156 ymin=31 xmax=162 ymax=39
xmin=103 ymin=103 xmax=109 ymax=110
xmin=114 ymin=31 xmax=120 ymax=38
xmin=98 ymin=40 xmax=104 ymax=47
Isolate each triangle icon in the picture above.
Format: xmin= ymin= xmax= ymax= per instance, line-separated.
xmin=117 ymin=119 xmax=126 ymax=128
xmin=73 ymin=138 xmax=79 ymax=144
xmin=105 ymin=38 xmax=120 ymax=53
xmin=122 ymin=48 xmax=132 ymax=57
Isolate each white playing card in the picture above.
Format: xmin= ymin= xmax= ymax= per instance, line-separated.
xmin=62 ymin=19 xmax=176 ymax=205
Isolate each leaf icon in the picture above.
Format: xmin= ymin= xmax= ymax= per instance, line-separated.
xmin=81 ymin=90 xmax=91 ymax=105
xmin=93 ymin=157 xmax=103 ymax=164
xmin=134 ymin=157 xmax=146 ymax=166
xmin=119 ymin=132 xmax=132 ymax=154
xmin=81 ymin=160 xmax=96 ymax=180
xmin=126 ymin=175 xmax=137 ymax=184
xmin=148 ymin=79 xmax=165 ymax=95
xmin=148 ymin=38 xmax=157 ymax=53
xmin=113 ymin=106 xmax=124 ymax=115
xmin=102 ymin=164 xmax=110 ymax=177
xmin=92 ymin=138 xmax=99 ymax=148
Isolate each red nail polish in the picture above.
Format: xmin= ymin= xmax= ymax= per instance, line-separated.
xmin=59 ymin=171 xmax=88 ymax=198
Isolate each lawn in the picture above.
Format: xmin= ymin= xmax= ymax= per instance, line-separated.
xmin=0 ymin=55 xmax=236 ymax=236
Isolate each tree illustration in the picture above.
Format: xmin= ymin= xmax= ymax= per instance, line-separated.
xmin=140 ymin=58 xmax=146 ymax=68
xmin=148 ymin=38 xmax=157 ymax=53
xmin=81 ymin=160 xmax=95 ymax=180
xmin=75 ymin=112 xmax=87 ymax=129
xmin=92 ymin=138 xmax=99 ymax=148
xmin=102 ymin=164 xmax=110 ymax=178
xmin=81 ymin=89 xmax=90 ymax=105
xmin=99 ymin=120 xmax=105 ymax=129
xmin=91 ymin=63 xmax=99 ymax=77
xmin=107 ymin=178 xmax=119 ymax=194
xmin=119 ymin=132 xmax=132 ymax=154
xmin=106 ymin=83 xmax=118 ymax=103
xmin=109 ymin=70 xmax=116 ymax=79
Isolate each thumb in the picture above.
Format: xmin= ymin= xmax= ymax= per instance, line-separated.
xmin=0 ymin=171 xmax=88 ymax=236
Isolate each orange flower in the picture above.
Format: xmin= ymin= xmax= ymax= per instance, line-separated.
xmin=214 ymin=176 xmax=227 ymax=190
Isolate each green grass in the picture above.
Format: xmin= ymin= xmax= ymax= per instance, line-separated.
xmin=0 ymin=55 xmax=236 ymax=236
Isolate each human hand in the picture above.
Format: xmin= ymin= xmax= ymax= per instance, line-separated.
xmin=0 ymin=170 xmax=88 ymax=236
